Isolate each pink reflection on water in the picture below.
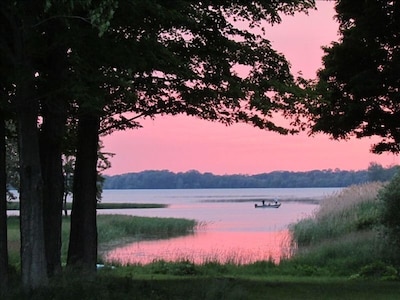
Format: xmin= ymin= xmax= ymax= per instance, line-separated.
xmin=105 ymin=230 xmax=292 ymax=265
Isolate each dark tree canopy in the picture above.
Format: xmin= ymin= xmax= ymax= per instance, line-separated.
xmin=310 ymin=0 xmax=400 ymax=153
xmin=93 ymin=0 xmax=316 ymax=135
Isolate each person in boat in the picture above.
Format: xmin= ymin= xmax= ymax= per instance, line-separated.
xmin=262 ymin=200 xmax=265 ymax=205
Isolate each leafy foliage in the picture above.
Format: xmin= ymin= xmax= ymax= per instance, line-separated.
xmin=66 ymin=0 xmax=316 ymax=135
xmin=4 ymin=122 xmax=18 ymax=200
xmin=378 ymin=172 xmax=400 ymax=264
xmin=310 ymin=1 xmax=400 ymax=153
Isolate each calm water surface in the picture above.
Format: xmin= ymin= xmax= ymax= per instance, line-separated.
xmin=102 ymin=188 xmax=341 ymax=265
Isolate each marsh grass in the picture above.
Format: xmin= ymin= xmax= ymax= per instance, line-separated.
xmin=97 ymin=215 xmax=197 ymax=243
xmin=291 ymin=182 xmax=384 ymax=246
xmin=289 ymin=182 xmax=388 ymax=275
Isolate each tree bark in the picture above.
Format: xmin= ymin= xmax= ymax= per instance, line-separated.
xmin=3 ymin=1 xmax=49 ymax=289
xmin=40 ymin=102 xmax=66 ymax=277
xmin=0 ymin=112 xmax=8 ymax=295
xmin=17 ymin=93 xmax=48 ymax=289
xmin=39 ymin=26 xmax=68 ymax=276
xmin=11 ymin=10 xmax=49 ymax=289
xmin=67 ymin=112 xmax=100 ymax=275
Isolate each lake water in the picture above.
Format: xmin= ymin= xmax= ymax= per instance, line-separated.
xmin=102 ymin=188 xmax=341 ymax=265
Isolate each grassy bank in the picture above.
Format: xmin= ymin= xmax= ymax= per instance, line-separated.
xmin=288 ymin=182 xmax=391 ymax=276
xmin=8 ymin=214 xmax=197 ymax=265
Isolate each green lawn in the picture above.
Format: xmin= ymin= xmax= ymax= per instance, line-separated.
xmin=7 ymin=272 xmax=400 ymax=300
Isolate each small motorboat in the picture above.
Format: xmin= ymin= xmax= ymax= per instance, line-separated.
xmin=254 ymin=201 xmax=281 ymax=208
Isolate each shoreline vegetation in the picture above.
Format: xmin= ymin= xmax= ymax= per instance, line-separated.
xmin=6 ymin=202 xmax=167 ymax=210
xmin=103 ymin=166 xmax=399 ymax=189
xmin=6 ymin=196 xmax=322 ymax=212
xmin=7 ymin=214 xmax=197 ymax=267
xmin=288 ymin=182 xmax=390 ymax=276
xmin=6 ymin=182 xmax=400 ymax=299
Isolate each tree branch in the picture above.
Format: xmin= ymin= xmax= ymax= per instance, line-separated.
xmin=32 ymin=15 xmax=91 ymax=28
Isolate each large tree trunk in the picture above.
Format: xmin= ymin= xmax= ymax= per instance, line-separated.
xmin=6 ymin=2 xmax=48 ymax=290
xmin=0 ymin=112 xmax=8 ymax=295
xmin=17 ymin=93 xmax=48 ymax=289
xmin=67 ymin=113 xmax=100 ymax=275
xmin=13 ymin=22 xmax=49 ymax=291
xmin=40 ymin=102 xmax=66 ymax=277
xmin=39 ymin=27 xmax=68 ymax=276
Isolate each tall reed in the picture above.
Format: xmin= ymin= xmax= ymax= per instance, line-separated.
xmin=97 ymin=215 xmax=197 ymax=244
xmin=291 ymin=182 xmax=384 ymax=247
xmin=289 ymin=182 xmax=386 ymax=275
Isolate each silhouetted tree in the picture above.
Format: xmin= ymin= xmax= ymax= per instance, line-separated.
xmin=0 ymin=110 xmax=8 ymax=295
xmin=65 ymin=0 xmax=316 ymax=275
xmin=1 ymin=0 xmax=317 ymax=282
xmin=310 ymin=1 xmax=400 ymax=153
xmin=2 ymin=1 xmax=49 ymax=289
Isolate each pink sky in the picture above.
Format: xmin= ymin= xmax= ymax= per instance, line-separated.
xmin=102 ymin=2 xmax=397 ymax=176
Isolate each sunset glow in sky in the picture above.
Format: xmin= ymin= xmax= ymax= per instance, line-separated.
xmin=102 ymin=2 xmax=397 ymax=176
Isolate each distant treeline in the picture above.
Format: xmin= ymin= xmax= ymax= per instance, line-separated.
xmin=103 ymin=164 xmax=399 ymax=189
